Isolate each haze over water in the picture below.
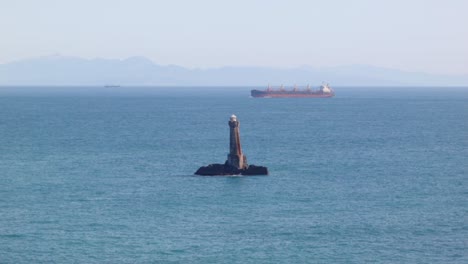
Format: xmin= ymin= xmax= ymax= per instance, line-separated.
xmin=0 ymin=86 xmax=466 ymax=263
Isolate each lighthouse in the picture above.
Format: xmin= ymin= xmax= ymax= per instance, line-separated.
xmin=227 ymin=115 xmax=247 ymax=169
xmin=194 ymin=114 xmax=268 ymax=176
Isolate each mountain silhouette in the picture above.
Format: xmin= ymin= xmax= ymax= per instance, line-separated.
xmin=1 ymin=55 xmax=467 ymax=86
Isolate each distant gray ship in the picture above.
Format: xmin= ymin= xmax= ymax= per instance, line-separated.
xmin=251 ymin=83 xmax=334 ymax=98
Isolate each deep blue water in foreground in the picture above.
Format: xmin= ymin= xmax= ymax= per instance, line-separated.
xmin=0 ymin=87 xmax=467 ymax=263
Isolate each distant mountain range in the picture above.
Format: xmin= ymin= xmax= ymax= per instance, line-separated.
xmin=1 ymin=55 xmax=467 ymax=86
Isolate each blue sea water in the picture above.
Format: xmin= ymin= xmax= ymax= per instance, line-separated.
xmin=0 ymin=86 xmax=467 ymax=263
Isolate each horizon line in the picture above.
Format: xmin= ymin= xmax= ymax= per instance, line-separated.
xmin=1 ymin=85 xmax=468 ymax=88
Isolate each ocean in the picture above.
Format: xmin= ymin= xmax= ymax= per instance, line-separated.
xmin=0 ymin=86 xmax=467 ymax=263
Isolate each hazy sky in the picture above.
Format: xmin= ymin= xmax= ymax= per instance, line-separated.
xmin=1 ymin=0 xmax=467 ymax=74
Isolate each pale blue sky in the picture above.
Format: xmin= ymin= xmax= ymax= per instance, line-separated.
xmin=1 ymin=0 xmax=467 ymax=74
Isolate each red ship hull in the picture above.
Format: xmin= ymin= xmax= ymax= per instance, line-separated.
xmin=250 ymin=89 xmax=334 ymax=98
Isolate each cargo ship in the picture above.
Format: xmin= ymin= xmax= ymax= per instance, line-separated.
xmin=251 ymin=84 xmax=334 ymax=98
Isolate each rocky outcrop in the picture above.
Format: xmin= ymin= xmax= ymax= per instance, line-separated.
xmin=195 ymin=162 xmax=268 ymax=176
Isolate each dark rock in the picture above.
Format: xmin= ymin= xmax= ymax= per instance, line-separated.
xmin=241 ymin=165 xmax=269 ymax=176
xmin=195 ymin=163 xmax=268 ymax=176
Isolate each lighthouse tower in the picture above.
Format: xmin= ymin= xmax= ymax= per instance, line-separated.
xmin=194 ymin=114 xmax=268 ymax=176
xmin=227 ymin=114 xmax=248 ymax=169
